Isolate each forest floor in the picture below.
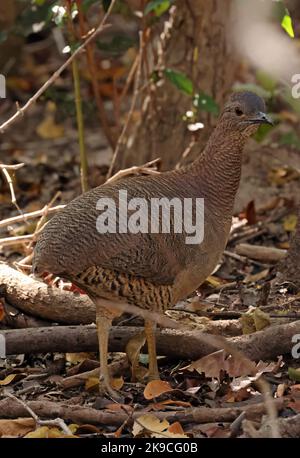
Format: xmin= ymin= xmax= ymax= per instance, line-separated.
xmin=0 ymin=32 xmax=300 ymax=439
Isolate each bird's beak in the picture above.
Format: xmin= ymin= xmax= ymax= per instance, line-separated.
xmin=248 ymin=111 xmax=274 ymax=126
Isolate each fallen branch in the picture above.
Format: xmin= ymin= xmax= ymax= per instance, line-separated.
xmin=1 ymin=302 xmax=52 ymax=329
xmin=0 ymin=205 xmax=65 ymax=230
xmin=5 ymin=392 xmax=72 ymax=436
xmin=243 ymin=413 xmax=300 ymax=438
xmin=0 ymin=263 xmax=95 ymax=324
xmin=0 ymin=397 xmax=287 ymax=427
xmin=60 ymin=356 xmax=129 ymax=390
xmin=236 ymin=244 xmax=287 ymax=263
xmin=0 ymin=163 xmax=24 ymax=214
xmin=1 ymin=320 xmax=299 ymax=361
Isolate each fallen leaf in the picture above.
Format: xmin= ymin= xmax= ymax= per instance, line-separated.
xmin=0 ymin=373 xmax=26 ymax=385
xmin=241 ymin=308 xmax=271 ymax=334
xmin=188 ymin=350 xmax=279 ymax=381
xmin=74 ymin=424 xmax=101 ymax=435
xmin=224 ymin=387 xmax=251 ymax=402
xmin=283 ymin=214 xmax=298 ymax=232
xmin=168 ymin=422 xmax=185 ymax=435
xmin=188 ymin=349 xmax=226 ymax=379
xmin=288 ymin=367 xmax=300 ymax=382
xmin=66 ymin=353 xmax=94 ymax=365
xmin=24 ymin=426 xmax=75 ymax=438
xmin=0 ymin=418 xmax=35 ymax=437
xmin=144 ymin=380 xmax=174 ymax=400
xmin=132 ymin=414 xmax=169 ymax=437
xmin=36 ymin=102 xmax=64 ymax=139
xmin=111 ymin=376 xmax=124 ymax=390
xmin=150 ymin=399 xmax=191 ymax=410
xmin=132 ymin=414 xmax=187 ymax=438
xmin=85 ymin=376 xmax=99 ymax=392
xmin=125 ymin=332 xmax=147 ymax=382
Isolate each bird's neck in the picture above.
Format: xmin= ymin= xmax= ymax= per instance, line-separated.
xmin=185 ymin=124 xmax=246 ymax=218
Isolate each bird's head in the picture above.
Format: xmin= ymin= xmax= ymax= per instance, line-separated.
xmin=220 ymin=91 xmax=273 ymax=137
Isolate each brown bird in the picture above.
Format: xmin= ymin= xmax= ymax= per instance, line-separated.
xmin=33 ymin=91 xmax=272 ymax=398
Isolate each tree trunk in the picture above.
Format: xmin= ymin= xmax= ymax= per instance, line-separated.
xmin=115 ymin=0 xmax=237 ymax=172
xmin=277 ymin=208 xmax=300 ymax=289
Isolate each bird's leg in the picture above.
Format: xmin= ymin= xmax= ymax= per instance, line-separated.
xmin=95 ymin=305 xmax=120 ymax=399
xmin=144 ymin=320 xmax=160 ymax=381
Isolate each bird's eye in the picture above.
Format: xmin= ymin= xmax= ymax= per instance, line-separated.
xmin=235 ymin=107 xmax=243 ymax=116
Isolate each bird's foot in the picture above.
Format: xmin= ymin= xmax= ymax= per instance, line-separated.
xmin=147 ymin=370 xmax=160 ymax=382
xmin=98 ymin=379 xmax=123 ymax=401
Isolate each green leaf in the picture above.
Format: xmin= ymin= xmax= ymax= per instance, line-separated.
xmin=281 ymin=10 xmax=294 ymax=38
xmin=97 ymin=34 xmax=135 ymax=55
xmin=33 ymin=0 xmax=46 ymax=5
xmin=253 ymin=124 xmax=274 ymax=143
xmin=145 ymin=0 xmax=171 ymax=17
xmin=82 ymin=0 xmax=100 ymax=13
xmin=193 ymin=92 xmax=219 ymax=115
xmin=288 ymin=367 xmax=300 ymax=382
xmin=256 ymin=70 xmax=277 ymax=93
xmin=164 ymin=69 xmax=193 ymax=96
xmin=279 ymin=132 xmax=300 ymax=150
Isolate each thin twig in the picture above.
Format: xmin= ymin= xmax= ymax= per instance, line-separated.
xmin=223 ymin=249 xmax=270 ymax=268
xmin=76 ymin=0 xmax=116 ymax=150
xmin=0 ymin=205 xmax=65 ymax=229
xmin=0 ymin=1 xmax=115 ymax=133
xmin=66 ymin=4 xmax=88 ymax=193
xmin=0 ymin=234 xmax=36 ymax=247
xmin=5 ymin=392 xmax=73 ymax=436
xmin=105 ymin=158 xmax=161 ymax=184
xmin=0 ymin=163 xmax=24 ymax=170
xmin=0 ymin=163 xmax=25 ymax=215
xmin=106 ymin=31 xmax=145 ymax=179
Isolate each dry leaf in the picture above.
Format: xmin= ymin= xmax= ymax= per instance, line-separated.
xmin=24 ymin=426 xmax=73 ymax=438
xmin=132 ymin=414 xmax=187 ymax=438
xmin=241 ymin=308 xmax=271 ymax=334
xmin=36 ymin=102 xmax=64 ymax=139
xmin=66 ymin=353 xmax=94 ymax=365
xmin=149 ymin=399 xmax=191 ymax=410
xmin=168 ymin=422 xmax=185 ymax=435
xmin=188 ymin=350 xmax=226 ymax=379
xmin=125 ymin=332 xmax=146 ymax=382
xmin=144 ymin=380 xmax=174 ymax=400
xmin=111 ymin=376 xmax=124 ymax=391
xmin=0 ymin=373 xmax=26 ymax=386
xmin=85 ymin=376 xmax=99 ymax=392
xmin=132 ymin=414 xmax=169 ymax=437
xmin=283 ymin=214 xmax=298 ymax=232
xmin=0 ymin=418 xmax=35 ymax=437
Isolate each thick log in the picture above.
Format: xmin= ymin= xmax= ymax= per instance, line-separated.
xmin=0 ymin=263 xmax=95 ymax=324
xmin=0 ymin=397 xmax=287 ymax=426
xmin=236 ymin=244 xmax=287 ymax=263
xmin=1 ymin=320 xmax=299 ymax=361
